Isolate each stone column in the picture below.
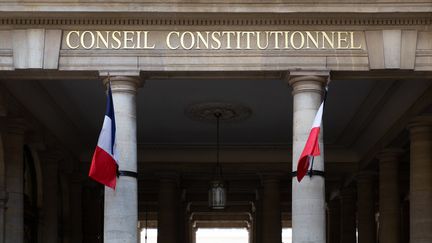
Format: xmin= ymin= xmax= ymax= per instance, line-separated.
xmin=191 ymin=224 xmax=197 ymax=243
xmin=0 ymin=133 xmax=7 ymax=243
xmin=104 ymin=76 xmax=141 ymax=243
xmin=407 ymin=116 xmax=432 ymax=243
xmin=0 ymin=192 xmax=6 ymax=243
xmin=340 ymin=187 xmax=356 ymax=243
xmin=327 ymin=199 xmax=340 ymax=243
xmin=357 ymin=172 xmax=376 ymax=243
xmin=70 ymin=176 xmax=83 ymax=243
xmin=183 ymin=211 xmax=191 ymax=243
xmin=261 ymin=177 xmax=281 ymax=243
xmin=253 ymin=190 xmax=263 ymax=243
xmin=157 ymin=174 xmax=179 ymax=243
xmin=289 ymin=73 xmax=327 ymax=243
xmin=378 ymin=149 xmax=402 ymax=243
xmin=400 ymin=197 xmax=409 ymax=243
xmin=4 ymin=119 xmax=26 ymax=243
xmin=40 ymin=152 xmax=61 ymax=243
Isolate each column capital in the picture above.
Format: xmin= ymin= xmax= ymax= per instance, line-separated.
xmin=377 ymin=148 xmax=404 ymax=163
xmin=407 ymin=115 xmax=432 ymax=134
xmin=287 ymin=71 xmax=328 ymax=95
xmin=103 ymin=76 xmax=143 ymax=94
xmin=289 ymin=70 xmax=330 ymax=78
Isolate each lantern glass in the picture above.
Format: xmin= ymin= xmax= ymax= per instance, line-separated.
xmin=208 ymin=180 xmax=226 ymax=209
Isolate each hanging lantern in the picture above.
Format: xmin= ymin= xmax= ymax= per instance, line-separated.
xmin=208 ymin=180 xmax=226 ymax=209
xmin=208 ymin=111 xmax=227 ymax=209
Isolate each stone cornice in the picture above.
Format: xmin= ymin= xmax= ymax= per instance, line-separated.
xmin=0 ymin=13 xmax=431 ymax=27
xmin=1 ymin=2 xmax=432 ymax=14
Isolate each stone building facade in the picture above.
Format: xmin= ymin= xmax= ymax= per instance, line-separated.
xmin=0 ymin=1 xmax=431 ymax=243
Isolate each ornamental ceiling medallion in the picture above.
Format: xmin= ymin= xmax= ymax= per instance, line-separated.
xmin=186 ymin=102 xmax=252 ymax=122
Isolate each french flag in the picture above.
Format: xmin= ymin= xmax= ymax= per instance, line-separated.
xmin=296 ymin=100 xmax=324 ymax=182
xmin=89 ymin=84 xmax=118 ymax=189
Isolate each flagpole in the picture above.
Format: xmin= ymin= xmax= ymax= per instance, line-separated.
xmin=108 ymin=72 xmax=112 ymax=87
xmin=306 ymin=74 xmax=330 ymax=179
xmin=309 ymin=155 xmax=314 ymax=178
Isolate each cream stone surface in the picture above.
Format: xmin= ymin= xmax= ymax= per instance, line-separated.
xmin=10 ymin=29 xmax=62 ymax=69
xmin=1 ymin=1 xmax=432 ymax=13
xmin=43 ymin=30 xmax=62 ymax=69
xmin=0 ymin=2 xmax=431 ymax=242
xmin=290 ymin=74 xmax=326 ymax=243
xmin=400 ymin=30 xmax=418 ymax=70
xmin=12 ymin=29 xmax=45 ymax=69
xmin=0 ymin=21 xmax=430 ymax=72
xmin=382 ymin=30 xmax=401 ymax=69
xmin=365 ymin=31 xmax=385 ymax=69
xmin=0 ymin=31 xmax=13 ymax=71
xmin=408 ymin=116 xmax=432 ymax=243
xmin=104 ymin=76 xmax=141 ymax=243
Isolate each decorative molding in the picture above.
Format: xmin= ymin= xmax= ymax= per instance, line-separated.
xmin=0 ymin=16 xmax=431 ymax=27
xmin=185 ymin=102 xmax=252 ymax=122
xmin=1 ymin=2 xmax=432 ymax=14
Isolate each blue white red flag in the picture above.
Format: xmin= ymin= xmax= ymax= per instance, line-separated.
xmin=89 ymin=85 xmax=118 ymax=189
xmin=296 ymin=101 xmax=324 ymax=182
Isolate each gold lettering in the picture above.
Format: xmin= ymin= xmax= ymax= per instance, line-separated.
xmin=242 ymin=32 xmax=255 ymax=49
xmin=222 ymin=31 xmax=235 ymax=49
xmin=290 ymin=31 xmax=305 ymax=50
xmin=270 ymin=31 xmax=283 ymax=49
xmin=81 ymin=31 xmax=95 ymax=49
xmin=180 ymin=31 xmax=195 ymax=50
xmin=350 ymin=31 xmax=362 ymax=49
xmin=211 ymin=32 xmax=221 ymax=49
xmin=123 ymin=31 xmax=135 ymax=49
xmin=236 ymin=31 xmax=242 ymax=49
xmin=136 ymin=31 xmax=141 ymax=48
xmin=166 ymin=31 xmax=180 ymax=49
xmin=142 ymin=31 xmax=155 ymax=49
xmin=63 ymin=30 xmax=362 ymax=51
xmin=305 ymin=31 xmax=319 ymax=49
xmin=337 ymin=31 xmax=349 ymax=49
xmin=95 ymin=31 xmax=109 ymax=49
xmin=284 ymin=31 xmax=290 ymax=49
xmin=256 ymin=31 xmax=270 ymax=50
xmin=111 ymin=31 xmax=122 ymax=49
xmin=322 ymin=31 xmax=335 ymax=49
xmin=65 ymin=31 xmax=80 ymax=49
xmin=196 ymin=31 xmax=210 ymax=49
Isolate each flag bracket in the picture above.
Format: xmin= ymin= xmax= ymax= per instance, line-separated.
xmin=118 ymin=170 xmax=138 ymax=178
xmin=291 ymin=170 xmax=325 ymax=178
